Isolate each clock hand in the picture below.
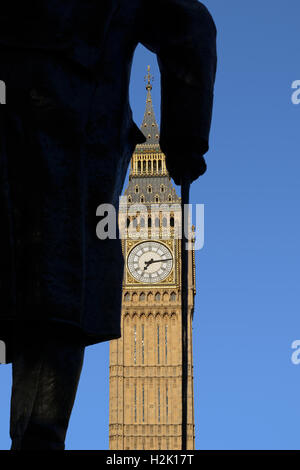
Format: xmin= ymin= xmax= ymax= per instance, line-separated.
xmin=144 ymin=258 xmax=173 ymax=271
xmin=144 ymin=258 xmax=154 ymax=271
xmin=149 ymin=258 xmax=172 ymax=264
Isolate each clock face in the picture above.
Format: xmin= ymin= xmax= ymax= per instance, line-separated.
xmin=127 ymin=241 xmax=173 ymax=283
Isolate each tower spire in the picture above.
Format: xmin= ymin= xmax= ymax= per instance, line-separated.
xmin=140 ymin=65 xmax=160 ymax=146
xmin=145 ymin=65 xmax=153 ymax=91
xmin=129 ymin=66 xmax=172 ymax=179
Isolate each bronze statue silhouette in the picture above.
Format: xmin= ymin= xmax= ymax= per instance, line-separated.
xmin=0 ymin=0 xmax=216 ymax=449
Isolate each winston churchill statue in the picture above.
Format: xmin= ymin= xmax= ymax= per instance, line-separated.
xmin=0 ymin=0 xmax=216 ymax=449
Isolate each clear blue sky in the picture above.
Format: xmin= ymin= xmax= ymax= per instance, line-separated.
xmin=1 ymin=0 xmax=300 ymax=450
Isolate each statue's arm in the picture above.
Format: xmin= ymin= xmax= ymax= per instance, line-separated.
xmin=137 ymin=0 xmax=217 ymax=184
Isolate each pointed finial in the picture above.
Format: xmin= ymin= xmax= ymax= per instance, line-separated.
xmin=145 ymin=65 xmax=154 ymax=91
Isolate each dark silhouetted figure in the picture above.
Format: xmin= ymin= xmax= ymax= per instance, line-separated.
xmin=0 ymin=0 xmax=216 ymax=449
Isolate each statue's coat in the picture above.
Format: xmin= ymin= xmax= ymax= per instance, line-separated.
xmin=0 ymin=0 xmax=216 ymax=362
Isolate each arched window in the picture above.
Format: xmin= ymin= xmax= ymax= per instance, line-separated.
xmin=124 ymin=292 xmax=130 ymax=302
xmin=157 ymin=326 xmax=160 ymax=366
xmin=162 ymin=217 xmax=167 ymax=227
xmin=139 ymin=292 xmax=146 ymax=301
xmin=153 ymin=160 xmax=157 ymax=172
xmin=155 ymin=196 xmax=159 ymax=203
xmin=155 ymin=218 xmax=160 ymax=228
xmin=160 ymin=185 xmax=165 ymax=193
xmin=170 ymin=216 xmax=174 ymax=227
xmin=165 ymin=326 xmax=168 ymax=365
xmin=147 ymin=185 xmax=152 ymax=193
xmin=140 ymin=218 xmax=145 ymax=228
xmin=148 ymin=218 xmax=152 ymax=228
xmin=168 ymin=194 xmax=172 ymax=202
xmin=135 ymin=185 xmax=139 ymax=193
xmin=134 ymin=383 xmax=137 ymax=419
xmin=133 ymin=325 xmax=137 ymax=364
xmin=141 ymin=322 xmax=145 ymax=365
xmin=170 ymin=292 xmax=176 ymax=302
xmin=155 ymin=292 xmax=161 ymax=302
xmin=140 ymin=195 xmax=145 ymax=203
xmin=128 ymin=195 xmax=132 ymax=203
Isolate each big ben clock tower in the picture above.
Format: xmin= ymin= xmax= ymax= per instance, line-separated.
xmin=109 ymin=67 xmax=196 ymax=450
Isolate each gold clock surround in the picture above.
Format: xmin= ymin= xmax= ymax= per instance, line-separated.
xmin=125 ymin=239 xmax=178 ymax=286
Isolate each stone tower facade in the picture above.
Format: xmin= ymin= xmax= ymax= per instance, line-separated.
xmin=109 ymin=67 xmax=196 ymax=450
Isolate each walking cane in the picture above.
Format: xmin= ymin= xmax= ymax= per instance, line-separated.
xmin=180 ymin=175 xmax=191 ymax=450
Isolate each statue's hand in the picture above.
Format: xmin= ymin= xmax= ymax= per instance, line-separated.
xmin=165 ymin=152 xmax=207 ymax=186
